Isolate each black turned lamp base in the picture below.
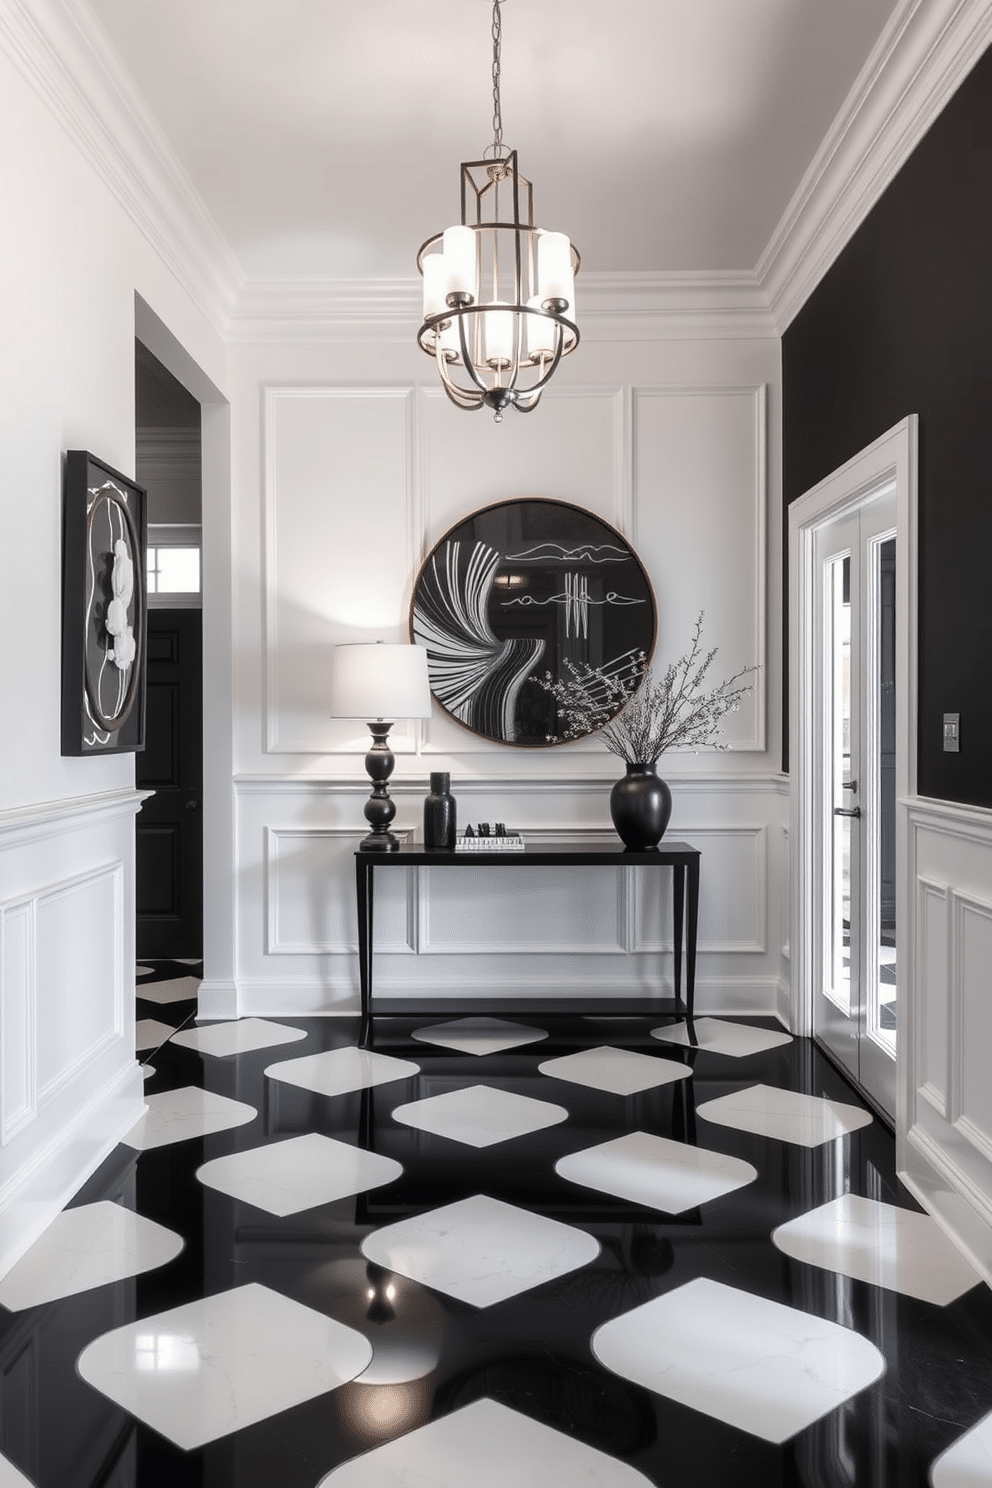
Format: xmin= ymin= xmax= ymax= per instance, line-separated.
xmin=359 ymin=831 xmax=401 ymax=852
xmin=359 ymin=720 xmax=401 ymax=853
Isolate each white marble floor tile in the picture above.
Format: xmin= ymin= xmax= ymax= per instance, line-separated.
xmin=77 ymin=1282 xmax=371 ymax=1450
xmin=171 ymin=1017 xmax=307 ymax=1058
xmin=411 ymin=1016 xmax=548 ymax=1055
xmin=361 ymin=1194 xmax=599 ymax=1308
xmin=539 ymin=1045 xmax=691 ymax=1096
xmin=175 ymin=958 xmax=202 ymax=966
xmin=135 ymin=1018 xmax=178 ymax=1053
xmin=773 ymin=1194 xmax=982 ymax=1304
xmin=651 ymin=1018 xmax=793 ymax=1058
xmin=392 ymin=1085 xmax=568 ymax=1148
xmin=0 ymin=1202 xmax=183 ymax=1312
xmin=556 ymin=1131 xmax=757 ymax=1214
xmin=697 ymin=1083 xmax=873 ymax=1147
xmin=135 ymin=965 xmax=154 ymax=977
xmin=122 ymin=1086 xmax=257 ymax=1151
xmin=593 ymin=1276 xmax=885 ymax=1444
xmin=136 ymin=975 xmax=200 ymax=1006
xmin=141 ymin=1064 xmax=155 ymax=1080
xmin=0 ymin=1454 xmax=34 ymax=1488
xmin=197 ymin=1133 xmax=402 ymax=1216
xmin=931 ymin=1407 xmax=992 ymax=1486
xmin=265 ymin=1046 xmax=419 ymax=1098
xmin=317 ymin=1396 xmax=651 ymax=1485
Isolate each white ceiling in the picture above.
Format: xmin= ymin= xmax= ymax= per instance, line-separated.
xmin=84 ymin=0 xmax=900 ymax=282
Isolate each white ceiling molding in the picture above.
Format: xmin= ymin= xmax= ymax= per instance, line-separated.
xmin=0 ymin=0 xmax=240 ymax=333
xmin=229 ymin=269 xmax=777 ymax=345
xmin=6 ymin=0 xmax=991 ymax=348
xmin=760 ymin=0 xmax=992 ymax=332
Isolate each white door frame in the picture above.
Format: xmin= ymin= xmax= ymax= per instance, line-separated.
xmin=788 ymin=419 xmax=918 ymax=1102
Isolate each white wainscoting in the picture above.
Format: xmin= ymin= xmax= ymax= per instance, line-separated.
xmin=900 ymin=796 xmax=992 ymax=1286
xmin=0 ymin=790 xmax=145 ymax=1280
xmin=235 ymin=775 xmax=787 ymax=1017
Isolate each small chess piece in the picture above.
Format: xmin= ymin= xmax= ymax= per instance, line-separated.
xmin=464 ymin=824 xmax=475 ymax=837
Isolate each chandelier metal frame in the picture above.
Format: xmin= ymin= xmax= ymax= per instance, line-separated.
xmin=416 ymin=0 xmax=580 ymax=421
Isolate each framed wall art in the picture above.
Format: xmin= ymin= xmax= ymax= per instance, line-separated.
xmin=61 ymin=450 xmax=147 ymax=755
xmin=410 ymin=496 xmax=656 ymax=747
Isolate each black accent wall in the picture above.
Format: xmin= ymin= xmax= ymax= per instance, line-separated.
xmin=782 ymin=44 xmax=992 ymax=807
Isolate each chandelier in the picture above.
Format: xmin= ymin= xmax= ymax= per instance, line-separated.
xmin=416 ymin=0 xmax=580 ymax=422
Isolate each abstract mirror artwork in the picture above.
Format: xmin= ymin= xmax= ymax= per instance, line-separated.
xmin=61 ymin=450 xmax=147 ymax=755
xmin=411 ymin=497 xmax=656 ymax=746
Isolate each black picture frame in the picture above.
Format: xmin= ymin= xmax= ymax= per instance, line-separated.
xmin=61 ymin=450 xmax=147 ymax=756
xmin=410 ymin=496 xmax=657 ymax=747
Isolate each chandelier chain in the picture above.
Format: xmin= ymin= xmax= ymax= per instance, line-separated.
xmin=491 ymin=0 xmax=503 ymax=155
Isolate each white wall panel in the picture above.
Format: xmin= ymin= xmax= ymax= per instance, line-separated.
xmin=0 ymin=791 xmax=145 ymax=1280
xmin=634 ymin=826 xmax=766 ymax=953
xmin=265 ymin=827 xmax=413 ymax=955
xmin=633 ymin=385 xmax=765 ymax=750
xmin=916 ymin=878 xmax=948 ymax=1115
xmin=1 ymin=903 xmax=35 ymax=1146
xmin=420 ymin=864 xmax=626 ymax=955
xmin=952 ymin=891 xmax=992 ymax=1156
xmin=901 ymin=800 xmax=992 ymax=1287
xmin=263 ymin=387 xmax=415 ymax=752
xmin=421 ymin=384 xmax=626 ymax=537
xmin=35 ymin=867 xmax=124 ymax=1101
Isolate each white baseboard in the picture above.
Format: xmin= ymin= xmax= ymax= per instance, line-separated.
xmin=0 ymin=1060 xmax=145 ymax=1281
xmin=197 ymin=979 xmax=239 ymax=1020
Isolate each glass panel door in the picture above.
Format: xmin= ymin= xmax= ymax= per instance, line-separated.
xmin=812 ymin=488 xmax=896 ymax=1119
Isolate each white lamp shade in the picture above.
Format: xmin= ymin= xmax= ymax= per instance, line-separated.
xmin=422 ymin=253 xmax=449 ymax=320
xmin=330 ymin=644 xmax=432 ymax=721
xmin=442 ymin=225 xmax=477 ymax=300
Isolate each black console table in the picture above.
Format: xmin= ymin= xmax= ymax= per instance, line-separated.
xmin=354 ymin=839 xmax=699 ymax=1047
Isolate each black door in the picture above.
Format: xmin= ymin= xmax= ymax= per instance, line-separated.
xmin=136 ymin=610 xmax=203 ymax=958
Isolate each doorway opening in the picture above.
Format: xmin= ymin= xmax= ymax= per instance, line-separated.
xmin=789 ymin=419 xmax=917 ymax=1126
xmin=134 ymin=341 xmax=204 ymax=977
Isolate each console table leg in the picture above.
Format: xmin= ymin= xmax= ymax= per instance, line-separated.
xmin=686 ymin=857 xmax=699 ymax=1026
xmin=356 ymin=858 xmax=374 ymax=1048
xmin=673 ymin=865 xmax=685 ymax=1010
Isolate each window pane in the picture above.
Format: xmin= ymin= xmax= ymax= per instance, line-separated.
xmin=156 ymin=547 xmax=200 ymax=594
xmin=825 ymin=553 xmax=851 ymax=1014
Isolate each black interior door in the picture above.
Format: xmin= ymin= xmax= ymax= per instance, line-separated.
xmin=136 ymin=610 xmax=203 ymax=958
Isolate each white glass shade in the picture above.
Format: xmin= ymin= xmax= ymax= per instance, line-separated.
xmin=422 ymin=253 xmax=448 ymax=320
xmin=330 ymin=644 xmax=432 ymax=721
xmin=442 ymin=225 xmax=477 ymax=300
xmin=484 ymin=304 xmax=515 ymax=365
xmin=537 ymin=231 xmax=573 ymax=307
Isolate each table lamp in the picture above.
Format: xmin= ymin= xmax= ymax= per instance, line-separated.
xmin=330 ymin=642 xmax=432 ymax=851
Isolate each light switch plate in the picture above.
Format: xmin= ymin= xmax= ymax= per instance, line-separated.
xmin=943 ymin=713 xmax=960 ymax=752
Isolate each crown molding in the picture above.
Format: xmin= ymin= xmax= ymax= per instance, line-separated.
xmin=229 ymin=268 xmax=777 ymax=344
xmin=0 ymin=0 xmax=241 ymax=335
xmin=760 ymin=0 xmax=992 ymax=332
xmin=7 ymin=0 xmax=987 ymax=353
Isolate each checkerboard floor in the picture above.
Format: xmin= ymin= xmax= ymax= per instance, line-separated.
xmin=2 ymin=1009 xmax=990 ymax=1486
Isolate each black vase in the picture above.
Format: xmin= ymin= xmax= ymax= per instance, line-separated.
xmin=610 ymin=761 xmax=672 ymax=850
xmin=424 ymin=772 xmax=456 ymax=850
